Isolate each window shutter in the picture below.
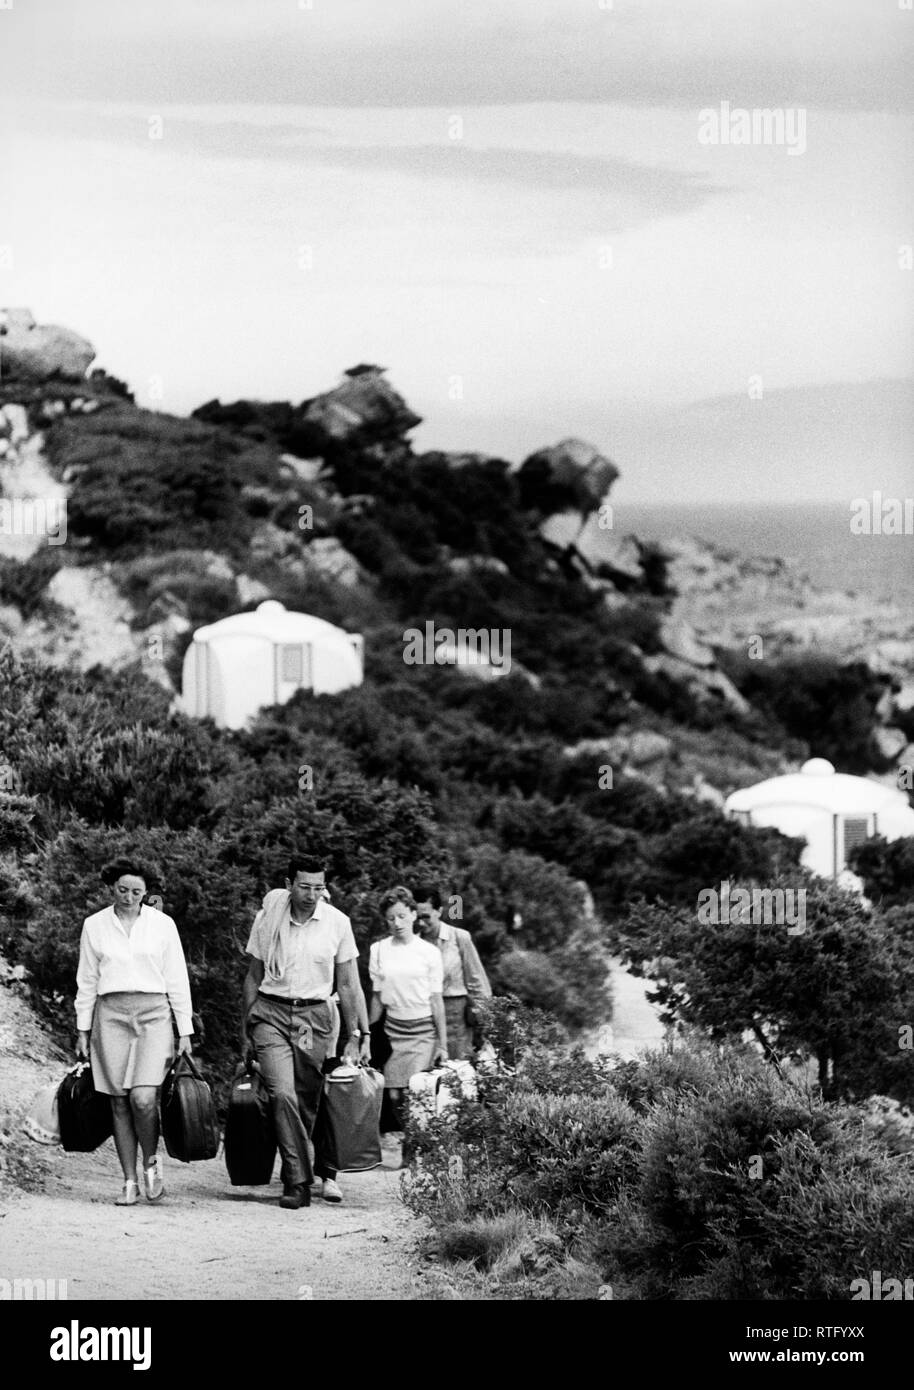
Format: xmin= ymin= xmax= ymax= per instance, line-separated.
xmin=842 ymin=817 xmax=870 ymax=863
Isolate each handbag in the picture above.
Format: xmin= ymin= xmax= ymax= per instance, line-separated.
xmin=160 ymin=1053 xmax=220 ymax=1162
xmin=56 ymin=1060 xmax=114 ymax=1152
xmin=315 ymin=1064 xmax=384 ymax=1172
xmin=22 ymin=1080 xmax=62 ymax=1145
xmin=407 ymin=1059 xmax=477 ymax=1130
xmin=224 ymin=1062 xmax=277 ymax=1186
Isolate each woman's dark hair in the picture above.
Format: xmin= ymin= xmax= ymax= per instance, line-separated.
xmin=287 ymin=854 xmax=327 ymax=881
xmin=379 ymin=885 xmax=417 ymax=917
xmin=101 ymin=857 xmax=163 ymax=895
xmin=413 ymin=884 xmax=442 ymax=910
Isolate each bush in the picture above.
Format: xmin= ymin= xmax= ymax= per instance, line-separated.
xmin=849 ymin=834 xmax=914 ymax=909
xmin=0 ymin=551 xmax=65 ymax=619
xmin=402 ymin=1027 xmax=914 ymax=1301
xmin=719 ymin=653 xmax=890 ymax=773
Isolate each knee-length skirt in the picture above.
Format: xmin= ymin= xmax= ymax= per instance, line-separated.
xmin=90 ymin=992 xmax=174 ymax=1096
xmin=382 ymin=1014 xmax=436 ymax=1088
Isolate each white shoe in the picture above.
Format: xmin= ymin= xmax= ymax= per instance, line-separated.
xmin=321 ymin=1177 xmax=343 ymax=1204
xmin=115 ymin=1179 xmax=139 ymax=1206
xmin=143 ymin=1155 xmax=165 ymax=1202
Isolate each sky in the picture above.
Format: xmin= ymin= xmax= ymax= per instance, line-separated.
xmin=0 ymin=0 xmax=912 ymax=503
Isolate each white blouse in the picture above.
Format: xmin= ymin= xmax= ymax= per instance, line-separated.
xmin=369 ymin=935 xmax=444 ymax=1020
xmin=75 ymin=904 xmax=195 ymax=1035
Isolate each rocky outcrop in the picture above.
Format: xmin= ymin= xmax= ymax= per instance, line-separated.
xmin=302 ymin=537 xmax=364 ymax=589
xmin=302 ymin=365 xmax=421 ymax=443
xmin=0 ymin=308 xmax=95 ymax=382
xmin=658 ymin=616 xmax=715 ymax=668
xmin=446 ymin=554 xmax=510 ymax=578
xmin=663 ymin=533 xmax=914 ymax=768
xmin=643 ymin=652 xmax=751 ymax=715
xmin=15 ymin=565 xmax=141 ymax=670
xmin=563 ymin=730 xmax=673 ymax=772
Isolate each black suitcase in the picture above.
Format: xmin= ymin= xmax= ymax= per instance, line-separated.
xmin=57 ymin=1060 xmax=113 ymax=1152
xmin=224 ymin=1063 xmax=277 ymax=1185
xmin=160 ymin=1053 xmax=220 ymax=1162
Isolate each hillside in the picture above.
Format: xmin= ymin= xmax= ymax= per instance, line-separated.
xmin=1 ymin=308 xmax=912 ymax=1080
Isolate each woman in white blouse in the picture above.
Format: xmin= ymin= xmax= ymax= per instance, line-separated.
xmin=75 ymin=858 xmax=195 ymax=1206
xmin=368 ymin=886 xmax=447 ymax=1128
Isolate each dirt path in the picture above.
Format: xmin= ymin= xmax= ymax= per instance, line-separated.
xmin=0 ymin=1146 xmax=419 ymax=1301
xmin=0 ymin=971 xmax=424 ymax=1301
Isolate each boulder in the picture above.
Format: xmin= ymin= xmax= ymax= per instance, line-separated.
xmin=146 ymin=591 xmax=191 ymax=625
xmin=644 ymin=652 xmax=751 ymax=715
xmin=538 ymin=510 xmax=583 ymax=550
xmin=236 ymin=574 xmax=272 ymax=606
xmin=0 ymin=603 xmax=24 ymax=636
xmin=874 ymin=726 xmax=908 ymax=761
xmin=627 ymin=730 xmax=674 ymax=766
xmin=539 ymin=510 xmax=643 ymax=584
xmin=0 ymin=404 xmax=30 ymax=446
xmin=302 ymin=365 xmax=421 ymax=442
xmin=589 ymin=530 xmax=644 ymax=584
xmin=199 ymin=551 xmax=236 ymax=582
xmin=687 ymin=774 xmax=726 ymax=809
xmin=658 ymin=616 xmax=715 ymax=668
xmin=447 ymin=554 xmax=510 ymax=578
xmin=520 ymin=437 xmax=619 ymax=514
xmin=894 ymin=682 xmax=914 ymax=714
xmin=248 ymin=523 xmax=298 ymax=563
xmin=875 ymin=640 xmax=914 ymax=670
xmin=279 ymin=453 xmax=325 ymax=484
xmin=562 ymin=730 xmax=672 ymax=768
xmin=0 ymin=310 xmax=95 ymax=382
xmin=302 ymin=537 xmax=363 ymax=589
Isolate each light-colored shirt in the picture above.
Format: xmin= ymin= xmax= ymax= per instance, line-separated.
xmin=246 ymin=889 xmax=358 ymax=1000
xmin=369 ymin=935 xmax=444 ymax=1020
xmin=75 ymin=905 xmax=195 ymax=1034
xmin=435 ymin=922 xmax=493 ymax=1002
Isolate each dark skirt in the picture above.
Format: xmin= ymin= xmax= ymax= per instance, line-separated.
xmin=382 ymin=1014 xmax=436 ymax=1088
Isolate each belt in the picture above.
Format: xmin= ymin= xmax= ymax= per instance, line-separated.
xmin=258 ymin=991 xmax=325 ymax=1007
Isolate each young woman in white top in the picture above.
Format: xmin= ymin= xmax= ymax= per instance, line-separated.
xmin=368 ymin=886 xmax=447 ymax=1128
xmin=75 ymin=858 xmax=194 ymax=1206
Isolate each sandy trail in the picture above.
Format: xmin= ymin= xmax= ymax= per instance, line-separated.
xmin=0 ymin=1144 xmax=418 ymax=1301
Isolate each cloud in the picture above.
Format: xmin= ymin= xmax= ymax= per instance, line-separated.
xmin=1 ymin=0 xmax=910 ymax=112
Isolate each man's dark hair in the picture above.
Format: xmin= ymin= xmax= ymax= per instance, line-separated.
xmin=101 ymin=857 xmax=163 ymax=894
xmin=287 ymin=854 xmax=327 ymax=882
xmin=413 ymin=884 xmax=442 ymax=910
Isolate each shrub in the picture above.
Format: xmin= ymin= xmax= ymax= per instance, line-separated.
xmin=0 ymin=551 xmax=65 ymax=619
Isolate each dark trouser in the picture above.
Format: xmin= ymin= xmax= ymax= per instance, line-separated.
xmin=247 ymin=994 xmax=338 ymax=1187
xmin=444 ymin=996 xmax=474 ymax=1061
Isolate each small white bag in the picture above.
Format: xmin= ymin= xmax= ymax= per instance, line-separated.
xmin=407 ymin=1059 xmax=477 ymax=1128
xmin=22 ymin=1080 xmax=62 ymax=1145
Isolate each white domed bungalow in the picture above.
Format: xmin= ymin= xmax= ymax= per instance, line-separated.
xmin=181 ymin=601 xmax=364 ymax=730
xmin=724 ymin=757 xmax=914 ymax=883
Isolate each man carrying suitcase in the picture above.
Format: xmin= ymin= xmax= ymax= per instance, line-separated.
xmin=241 ymin=856 xmax=371 ymax=1210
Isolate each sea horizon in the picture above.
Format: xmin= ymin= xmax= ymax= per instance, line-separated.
xmin=611 ymin=499 xmax=914 ymax=605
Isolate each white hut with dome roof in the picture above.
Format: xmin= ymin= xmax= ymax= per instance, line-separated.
xmin=724 ymin=758 xmax=914 ymax=883
xmin=181 ymin=600 xmax=363 ymax=730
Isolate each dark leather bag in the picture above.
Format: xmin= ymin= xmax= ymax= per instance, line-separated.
xmin=57 ymin=1060 xmax=114 ymax=1152
xmin=224 ymin=1062 xmax=276 ymax=1185
xmin=160 ymin=1053 xmax=219 ymax=1162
